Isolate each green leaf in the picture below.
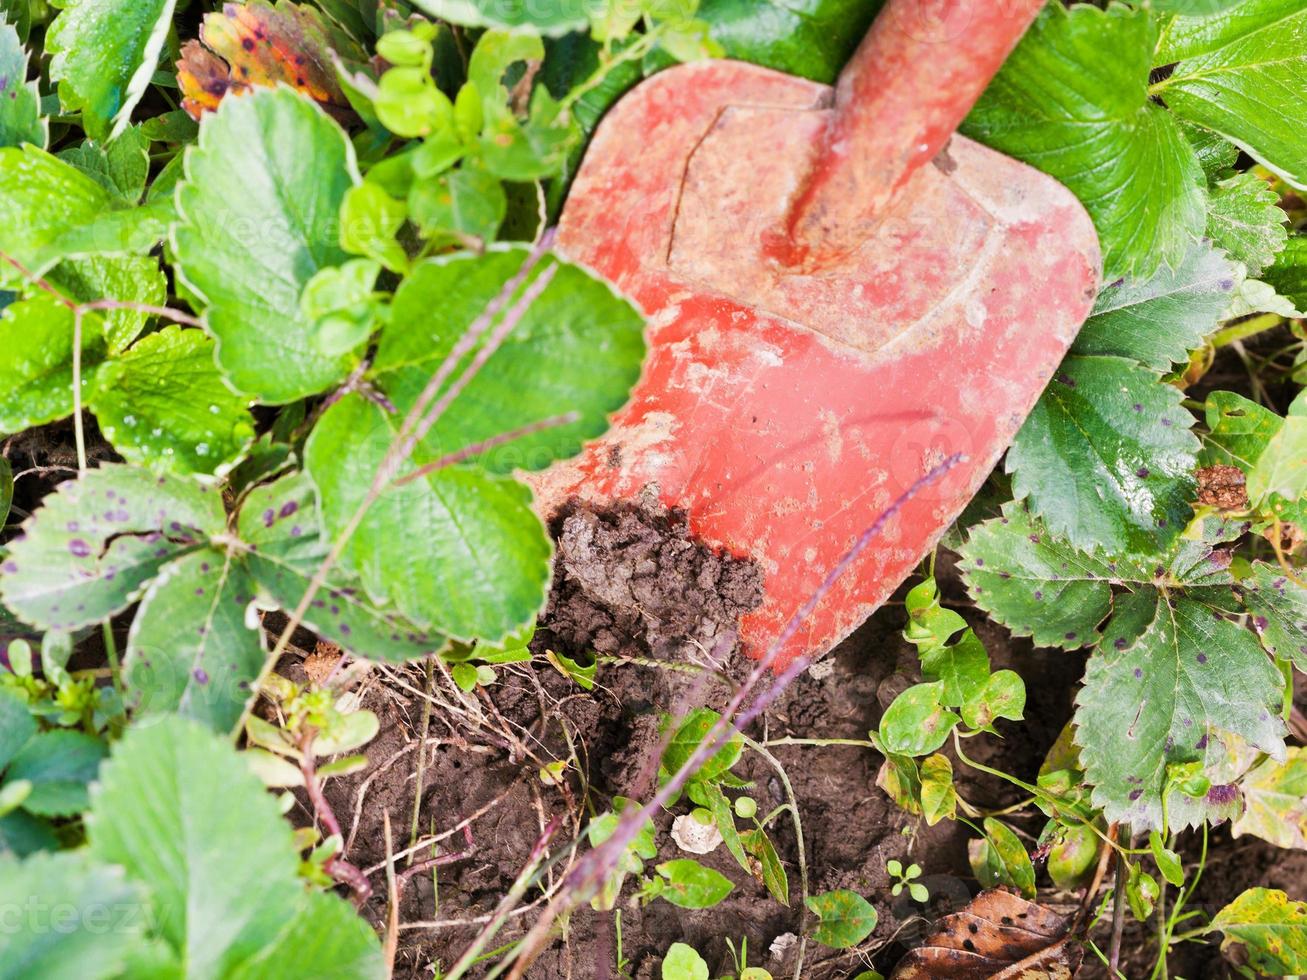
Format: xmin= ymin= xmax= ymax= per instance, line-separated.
xmin=653 ymin=859 xmax=733 ymax=909
xmin=689 ymin=0 xmax=877 ymax=84
xmin=662 ymin=707 xmax=742 ymax=783
xmin=409 ymin=169 xmax=506 ymax=244
xmin=1232 ymin=747 xmax=1307 ymax=850
xmin=47 ymin=0 xmax=177 ymax=140
xmin=961 ymin=670 xmax=1027 ymax=731
xmin=5 ymin=730 xmax=106 ymax=816
xmin=919 ymin=753 xmax=956 ymax=826
xmin=90 ymin=327 xmax=256 ymax=476
xmin=0 ymin=852 xmax=144 ymax=980
xmin=376 ymin=247 xmax=645 ymax=474
xmin=1149 ymin=830 xmax=1185 ymax=886
xmin=661 ymin=943 xmax=709 ymax=980
xmin=411 ymin=0 xmax=587 ymax=35
xmin=1180 ymin=118 xmax=1239 ymax=181
xmin=805 ymin=889 xmax=877 ymax=949
xmin=238 ymin=473 xmax=441 ymax=663
xmin=0 ymin=18 xmax=45 ymax=149
xmin=1154 ymin=0 xmax=1249 ymax=13
xmin=1263 ymin=234 xmax=1307 ymax=311
xmin=741 ymin=827 xmax=789 ymax=906
xmin=1202 ymin=390 xmax=1283 ymax=471
xmin=305 ymin=393 xmax=552 ymax=642
xmin=87 ymin=716 xmax=381 ymax=977
xmin=1247 ymin=390 xmax=1307 ymax=506
xmin=962 ymin=3 xmax=1205 ymax=280
xmin=975 ymin=817 xmax=1036 ymax=898
xmin=124 ymin=549 xmax=265 ymax=732
xmin=0 ymin=811 xmax=59 ymax=857
xmin=919 ymin=630 xmax=989 ymax=709
xmin=0 ymin=292 xmax=107 ymax=433
xmin=1205 ymin=173 xmax=1290 ymax=277
xmin=0 ymin=687 xmax=35 ymax=771
xmin=690 ymin=779 xmax=749 ymax=875
xmin=1006 ymin=354 xmax=1199 ymax=555
xmin=173 ymin=87 xmax=361 ymax=403
xmin=50 ymin=254 xmax=168 ymax=354
xmin=1210 ymin=888 xmax=1307 ymax=974
xmin=1157 ymin=0 xmax=1307 ymax=190
xmin=1242 ymin=561 xmax=1307 ymax=672
xmin=339 ymin=181 xmax=409 ymax=273
xmin=0 ymin=145 xmax=115 ymax=280
xmin=0 ymin=466 xmax=225 ymax=631
xmin=1072 ymin=242 xmax=1242 ymax=370
xmin=1075 ymin=589 xmax=1285 ymax=831
xmin=878 ymin=682 xmax=959 ymax=757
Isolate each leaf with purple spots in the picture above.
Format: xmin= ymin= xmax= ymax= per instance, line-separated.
xmin=0 ymin=465 xmax=224 ymax=631
xmin=1071 ymin=241 xmax=1243 ymax=370
xmin=1233 ymin=748 xmax=1307 ymax=851
xmin=1241 ymin=560 xmax=1307 ymax=672
xmin=236 ymin=473 xmax=441 ymax=663
xmin=1075 ymin=589 xmax=1285 ymax=831
xmin=123 ymin=548 xmax=265 ymax=733
xmin=1007 ymin=354 xmax=1199 ymax=555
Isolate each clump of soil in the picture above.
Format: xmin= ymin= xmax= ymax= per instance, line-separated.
xmin=535 ymin=498 xmax=765 ymax=663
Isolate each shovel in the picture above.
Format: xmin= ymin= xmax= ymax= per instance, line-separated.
xmin=527 ymin=0 xmax=1101 ymax=669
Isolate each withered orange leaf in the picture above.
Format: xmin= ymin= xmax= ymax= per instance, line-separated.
xmin=178 ymin=0 xmax=353 ymax=121
xmin=890 ymin=889 xmax=1083 ymax=979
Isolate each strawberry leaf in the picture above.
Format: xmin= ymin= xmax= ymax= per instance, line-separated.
xmin=0 ymin=465 xmax=225 ymax=631
xmin=1263 ymin=234 xmax=1307 ymax=310
xmin=90 ymin=327 xmax=256 ymax=476
xmin=123 ymin=549 xmax=265 ymax=732
xmin=1072 ymin=241 xmax=1242 ymax=370
xmin=237 ymin=472 xmax=441 ymax=662
xmin=1075 ymin=589 xmax=1285 ymax=831
xmin=47 ymin=0 xmax=178 ymax=140
xmin=173 ymin=87 xmax=361 ymax=403
xmin=1205 ymin=172 xmax=1290 ymax=277
xmin=1241 ymin=560 xmax=1307 ymax=671
xmin=409 ymin=0 xmax=590 ymax=37
xmin=1232 ymin=748 xmax=1307 ymax=850
xmin=1210 ymin=888 xmax=1307 ymax=974
xmin=1007 ymin=355 xmax=1200 ymax=556
xmin=305 ymin=393 xmax=552 ymax=642
xmin=0 ymin=145 xmax=117 ymax=279
xmin=1157 ymin=0 xmax=1307 ymax=189
xmin=0 ymin=18 xmax=45 ymax=149
xmin=0 ymin=292 xmax=108 ymax=433
xmin=963 ymin=3 xmax=1205 ymax=279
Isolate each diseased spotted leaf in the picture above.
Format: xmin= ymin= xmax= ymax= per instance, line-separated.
xmin=178 ymin=0 xmax=354 ymax=121
xmin=1157 ymin=0 xmax=1307 ymax=190
xmin=305 ymin=394 xmax=552 ymax=642
xmin=124 ymin=549 xmax=264 ymax=733
xmin=1205 ymin=173 xmax=1289 ymax=277
xmin=237 ymin=473 xmax=441 ymax=662
xmin=1072 ymin=241 xmax=1242 ymax=370
xmin=0 ymin=466 xmax=225 ymax=631
xmin=878 ymin=682 xmax=959 ymax=757
xmin=654 ymin=859 xmax=733 ymax=909
xmin=173 ymin=86 xmax=361 ymax=403
xmin=89 ymin=327 xmax=255 ymax=476
xmin=806 ymin=889 xmax=877 ymax=950
xmin=1210 ymin=888 xmax=1307 ymax=974
xmin=969 ymin=817 xmax=1035 ymax=898
xmin=1202 ymin=390 xmax=1283 ymax=471
xmin=1233 ymin=748 xmax=1307 ymax=850
xmin=376 ymin=247 xmax=645 ymax=474
xmin=0 ymin=18 xmax=45 ymax=149
xmin=962 ymin=3 xmax=1205 ymax=279
xmin=1074 ymin=589 xmax=1285 ymax=831
xmin=1006 ymin=355 xmax=1200 ymax=555
xmin=0 ymin=292 xmax=108 ymax=434
xmin=46 ymin=0 xmax=177 ymax=140
xmin=1242 ymin=561 xmax=1307 ymax=671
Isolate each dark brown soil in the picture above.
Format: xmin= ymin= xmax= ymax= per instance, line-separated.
xmin=304 ymin=524 xmax=1307 ymax=979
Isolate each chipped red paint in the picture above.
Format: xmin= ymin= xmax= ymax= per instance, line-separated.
xmin=528 ymin=4 xmax=1101 ymax=670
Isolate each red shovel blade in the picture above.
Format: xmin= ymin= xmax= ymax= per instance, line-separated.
xmin=528 ymin=60 xmax=1100 ymax=669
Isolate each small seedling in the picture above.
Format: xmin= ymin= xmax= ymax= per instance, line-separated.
xmin=887 ymin=859 xmax=928 ymax=903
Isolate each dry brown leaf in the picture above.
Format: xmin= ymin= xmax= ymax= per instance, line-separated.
xmin=890 ymin=888 xmax=1083 ymax=979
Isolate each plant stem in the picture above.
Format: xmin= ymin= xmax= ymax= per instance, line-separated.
xmin=1211 ymin=312 xmax=1284 ymax=349
xmin=100 ymin=621 xmax=124 ymax=700
xmin=1108 ymin=849 xmax=1127 ymax=978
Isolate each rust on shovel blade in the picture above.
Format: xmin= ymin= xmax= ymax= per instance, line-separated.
xmin=528 ymin=11 xmax=1101 ymax=670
